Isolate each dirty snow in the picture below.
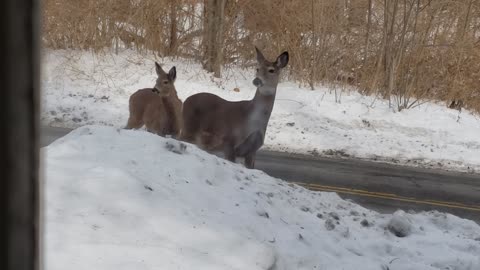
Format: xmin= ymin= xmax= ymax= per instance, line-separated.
xmin=41 ymin=49 xmax=480 ymax=172
xmin=43 ymin=125 xmax=480 ymax=270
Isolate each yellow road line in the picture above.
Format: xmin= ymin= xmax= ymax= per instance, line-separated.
xmin=293 ymin=182 xmax=480 ymax=212
xmin=293 ymin=182 xmax=398 ymax=197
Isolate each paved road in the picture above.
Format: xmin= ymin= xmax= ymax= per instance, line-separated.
xmin=41 ymin=126 xmax=480 ymax=223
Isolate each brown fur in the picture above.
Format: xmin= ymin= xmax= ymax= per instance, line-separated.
xmin=181 ymin=48 xmax=289 ymax=168
xmin=125 ymin=63 xmax=182 ymax=138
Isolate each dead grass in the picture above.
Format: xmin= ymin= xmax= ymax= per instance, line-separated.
xmin=43 ymin=0 xmax=480 ymax=113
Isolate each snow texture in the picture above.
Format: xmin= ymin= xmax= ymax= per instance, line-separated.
xmin=41 ymin=49 xmax=480 ymax=173
xmin=388 ymin=211 xmax=413 ymax=237
xmin=43 ymin=125 xmax=480 ymax=270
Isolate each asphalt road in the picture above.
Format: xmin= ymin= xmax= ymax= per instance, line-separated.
xmin=41 ymin=126 xmax=480 ymax=223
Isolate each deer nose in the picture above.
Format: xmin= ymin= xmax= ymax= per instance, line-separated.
xmin=253 ymin=78 xmax=263 ymax=87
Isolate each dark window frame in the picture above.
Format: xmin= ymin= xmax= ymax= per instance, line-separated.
xmin=0 ymin=0 xmax=40 ymax=269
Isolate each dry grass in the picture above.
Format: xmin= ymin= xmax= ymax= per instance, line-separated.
xmin=43 ymin=0 xmax=480 ymax=113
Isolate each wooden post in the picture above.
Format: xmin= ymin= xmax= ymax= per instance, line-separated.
xmin=0 ymin=0 xmax=40 ymax=269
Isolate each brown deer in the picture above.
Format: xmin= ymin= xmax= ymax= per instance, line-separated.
xmin=181 ymin=47 xmax=289 ymax=168
xmin=125 ymin=63 xmax=182 ymax=138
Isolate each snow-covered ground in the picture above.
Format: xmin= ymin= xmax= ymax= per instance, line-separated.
xmin=43 ymin=125 xmax=480 ymax=270
xmin=41 ymin=49 xmax=480 ymax=173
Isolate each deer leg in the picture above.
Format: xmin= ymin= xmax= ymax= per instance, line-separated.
xmin=179 ymin=129 xmax=194 ymax=143
xmin=234 ymin=131 xmax=263 ymax=157
xmin=244 ymin=152 xmax=256 ymax=169
xmin=125 ymin=116 xmax=143 ymax=130
xmin=151 ymin=124 xmax=166 ymax=137
xmin=180 ymin=105 xmax=199 ymax=143
xmin=224 ymin=140 xmax=236 ymax=163
xmin=144 ymin=120 xmax=158 ymax=135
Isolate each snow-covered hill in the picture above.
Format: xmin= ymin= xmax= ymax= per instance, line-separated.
xmin=43 ymin=126 xmax=480 ymax=270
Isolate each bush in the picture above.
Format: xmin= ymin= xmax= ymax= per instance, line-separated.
xmin=43 ymin=0 xmax=480 ymax=113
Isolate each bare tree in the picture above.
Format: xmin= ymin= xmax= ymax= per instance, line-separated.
xmin=42 ymin=0 xmax=480 ymax=113
xmin=203 ymin=0 xmax=226 ymax=77
xmin=168 ymin=0 xmax=178 ymax=55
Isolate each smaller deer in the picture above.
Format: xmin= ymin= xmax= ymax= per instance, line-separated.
xmin=181 ymin=47 xmax=289 ymax=168
xmin=125 ymin=63 xmax=182 ymax=138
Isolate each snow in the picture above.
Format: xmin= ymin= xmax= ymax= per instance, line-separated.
xmin=41 ymin=49 xmax=480 ymax=173
xmin=387 ymin=211 xmax=413 ymax=237
xmin=43 ymin=125 xmax=480 ymax=270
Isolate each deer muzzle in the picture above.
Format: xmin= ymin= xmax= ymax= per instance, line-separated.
xmin=253 ymin=77 xmax=263 ymax=87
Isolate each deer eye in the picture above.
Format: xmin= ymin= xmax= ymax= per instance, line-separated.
xmin=268 ymin=68 xmax=275 ymax=73
xmin=256 ymin=68 xmax=259 ymax=72
xmin=163 ymin=80 xmax=169 ymax=85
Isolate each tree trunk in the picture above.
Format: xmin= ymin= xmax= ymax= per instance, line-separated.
xmin=203 ymin=0 xmax=226 ymax=77
xmin=203 ymin=0 xmax=214 ymax=71
xmin=456 ymin=0 xmax=474 ymax=42
xmin=363 ymin=0 xmax=372 ymax=67
xmin=310 ymin=0 xmax=316 ymax=90
xmin=168 ymin=0 xmax=178 ymax=56
xmin=383 ymin=0 xmax=399 ymax=104
xmin=212 ymin=0 xmax=226 ymax=78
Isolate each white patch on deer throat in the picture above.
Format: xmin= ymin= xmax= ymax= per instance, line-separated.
xmin=258 ymin=86 xmax=276 ymax=96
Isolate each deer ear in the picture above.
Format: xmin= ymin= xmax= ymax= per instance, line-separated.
xmin=275 ymin=51 xmax=289 ymax=69
xmin=155 ymin=62 xmax=164 ymax=76
xmin=168 ymin=66 xmax=176 ymax=81
xmin=255 ymin=46 xmax=266 ymax=63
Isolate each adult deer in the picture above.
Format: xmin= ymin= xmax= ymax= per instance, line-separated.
xmin=125 ymin=63 xmax=182 ymax=138
xmin=181 ymin=47 xmax=289 ymax=168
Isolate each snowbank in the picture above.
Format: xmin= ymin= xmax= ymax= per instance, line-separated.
xmin=43 ymin=125 xmax=480 ymax=270
xmin=41 ymin=49 xmax=480 ymax=172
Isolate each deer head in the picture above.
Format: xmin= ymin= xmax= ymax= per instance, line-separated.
xmin=153 ymin=62 xmax=177 ymax=96
xmin=253 ymin=47 xmax=289 ymax=96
